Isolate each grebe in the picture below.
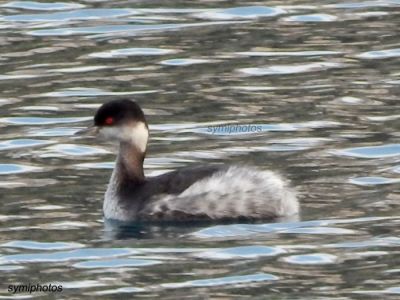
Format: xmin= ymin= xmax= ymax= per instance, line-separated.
xmin=85 ymin=99 xmax=299 ymax=222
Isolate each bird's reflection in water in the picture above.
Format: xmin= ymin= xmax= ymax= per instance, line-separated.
xmin=103 ymin=214 xmax=300 ymax=240
xmin=103 ymin=218 xmax=198 ymax=239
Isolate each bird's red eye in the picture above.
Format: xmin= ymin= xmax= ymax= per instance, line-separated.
xmin=105 ymin=117 xmax=114 ymax=125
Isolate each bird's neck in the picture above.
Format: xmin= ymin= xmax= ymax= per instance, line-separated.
xmin=116 ymin=141 xmax=146 ymax=185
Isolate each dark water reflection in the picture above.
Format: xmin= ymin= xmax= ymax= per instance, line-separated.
xmin=1 ymin=1 xmax=400 ymax=299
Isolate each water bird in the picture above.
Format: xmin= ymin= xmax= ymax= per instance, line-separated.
xmin=82 ymin=99 xmax=299 ymax=222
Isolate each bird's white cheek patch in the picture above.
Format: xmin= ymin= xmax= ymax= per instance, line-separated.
xmin=126 ymin=122 xmax=148 ymax=153
xmin=98 ymin=122 xmax=148 ymax=153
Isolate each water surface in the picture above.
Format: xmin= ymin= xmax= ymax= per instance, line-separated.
xmin=0 ymin=0 xmax=399 ymax=299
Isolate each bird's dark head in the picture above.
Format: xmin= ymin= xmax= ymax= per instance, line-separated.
xmin=93 ymin=99 xmax=149 ymax=152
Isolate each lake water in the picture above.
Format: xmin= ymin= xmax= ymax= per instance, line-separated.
xmin=1 ymin=1 xmax=400 ymax=299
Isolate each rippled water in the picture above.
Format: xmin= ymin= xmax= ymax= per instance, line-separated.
xmin=1 ymin=1 xmax=400 ymax=298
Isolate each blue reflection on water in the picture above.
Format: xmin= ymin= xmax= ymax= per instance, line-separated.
xmin=195 ymin=6 xmax=286 ymax=20
xmin=2 ymin=1 xmax=85 ymax=11
xmin=350 ymin=176 xmax=400 ymax=186
xmin=0 ymin=164 xmax=39 ymax=174
xmin=283 ymin=14 xmax=337 ymax=22
xmin=0 ymin=117 xmax=90 ymax=125
xmin=0 ymin=139 xmax=52 ymax=150
xmin=73 ymin=258 xmax=161 ymax=269
xmin=4 ymin=8 xmax=138 ymax=22
xmin=336 ymin=144 xmax=400 ymax=158
xmin=283 ymin=253 xmax=337 ymax=265
xmin=357 ymin=48 xmax=400 ymax=59
xmin=0 ymin=248 xmax=137 ymax=263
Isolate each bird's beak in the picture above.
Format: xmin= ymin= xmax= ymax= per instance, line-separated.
xmin=75 ymin=125 xmax=99 ymax=136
